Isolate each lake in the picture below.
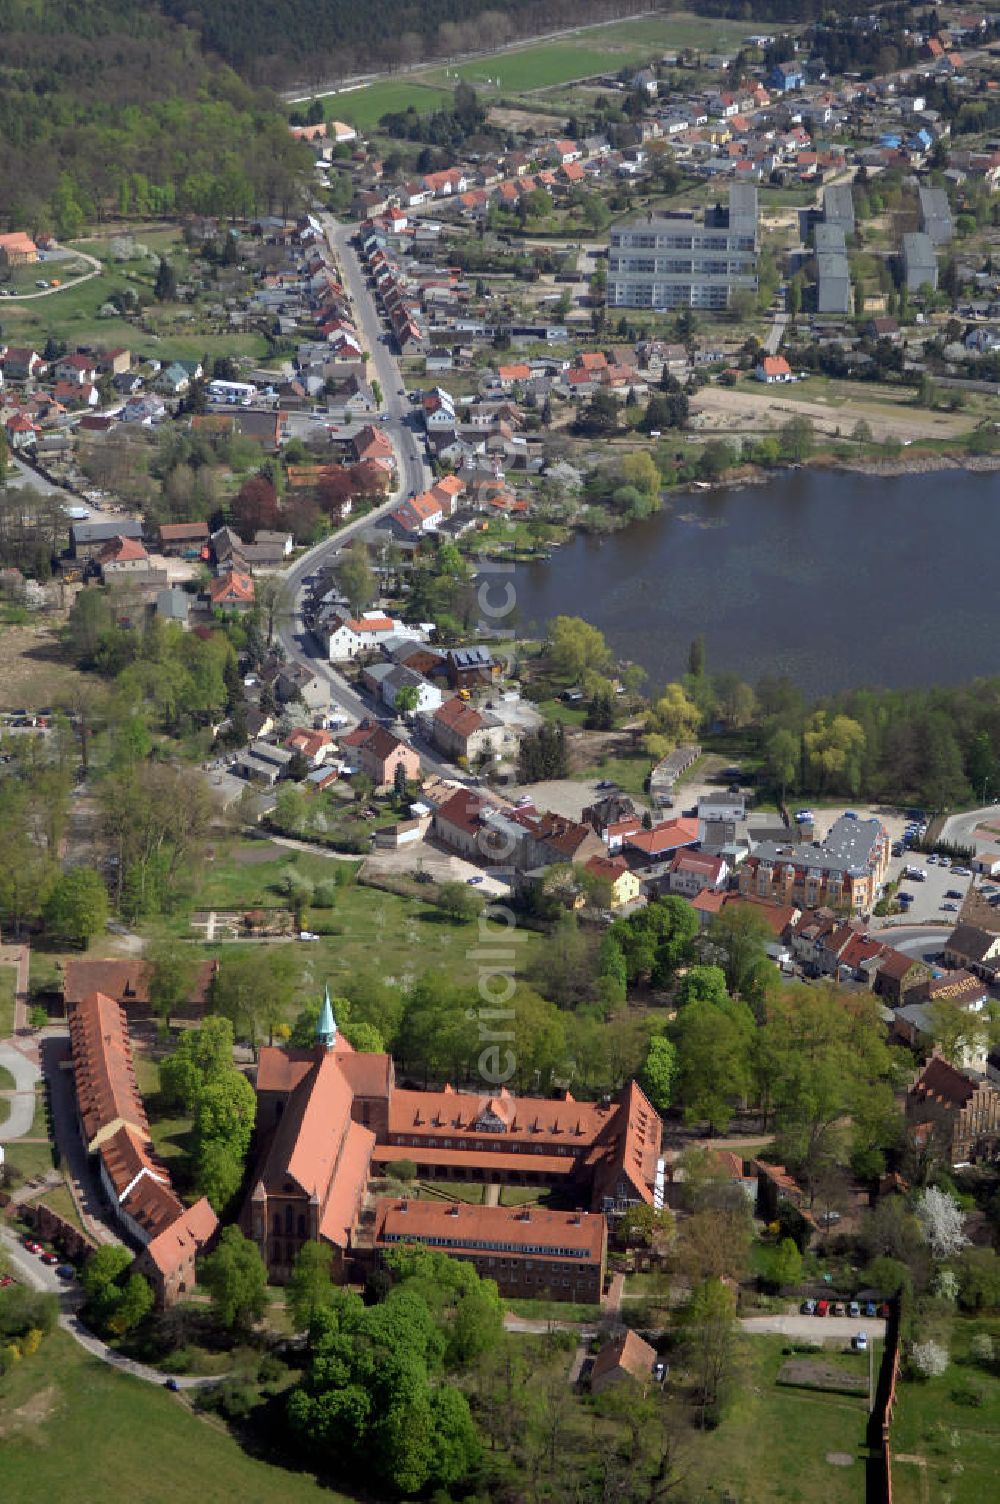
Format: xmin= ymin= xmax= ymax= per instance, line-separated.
xmin=503 ymin=468 xmax=1000 ymax=694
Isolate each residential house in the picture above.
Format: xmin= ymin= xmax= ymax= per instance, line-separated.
xmin=0 ymin=232 xmax=38 ymax=266
xmin=622 ymin=818 xmax=700 ymax=869
xmin=325 ymin=610 xmax=404 ymax=662
xmin=430 ymin=697 xmax=503 ymax=764
xmin=342 ymin=723 xmax=421 ymax=792
xmin=70 ymin=518 xmax=144 ymax=561
xmin=284 ymin=728 xmax=335 ymax=768
xmin=155 ymin=363 xmax=191 ymax=396
xmin=95 ymin=535 xmax=151 ymax=579
xmin=755 ymin=355 xmax=793 ymax=382
xmin=2 ymin=347 xmax=46 ymax=382
xmin=669 ymin=849 xmax=729 ymax=898
xmin=590 ymin=1331 xmax=658 ymax=1396
xmin=943 ymin=924 xmax=1000 ymax=980
xmin=206 ymin=569 xmax=255 ymax=610
xmin=584 ymin=855 xmax=642 ymax=909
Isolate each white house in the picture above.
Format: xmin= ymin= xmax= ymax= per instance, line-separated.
xmin=755 ymin=355 xmax=793 ymax=383
xmin=325 ymin=609 xmax=405 ymax=662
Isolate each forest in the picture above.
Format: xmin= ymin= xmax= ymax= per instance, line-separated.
xmin=0 ymin=0 xmax=311 ymax=234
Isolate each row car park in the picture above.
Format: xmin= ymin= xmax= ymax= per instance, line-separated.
xmin=801 ymin=1298 xmax=887 ymax=1318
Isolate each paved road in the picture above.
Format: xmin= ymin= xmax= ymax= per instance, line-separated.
xmin=867 ymin=924 xmax=949 ymax=960
xmin=0 ymin=1227 xmax=216 ymax=1389
xmin=270 ymin=214 xmax=462 ymax=784
xmin=0 ymin=1042 xmax=40 ymax=1141
xmin=763 ymin=313 xmax=789 ymax=355
xmin=942 ymin=804 xmax=1000 ymax=851
xmin=741 ymin=1313 xmax=885 ymax=1340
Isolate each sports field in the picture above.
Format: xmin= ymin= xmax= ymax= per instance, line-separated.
xmin=304 ymin=12 xmax=787 ymax=128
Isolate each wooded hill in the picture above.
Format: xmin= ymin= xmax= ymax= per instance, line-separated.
xmin=0 ymin=0 xmax=310 ymax=233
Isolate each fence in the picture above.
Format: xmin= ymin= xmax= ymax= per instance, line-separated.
xmin=867 ymin=1295 xmax=902 ymax=1504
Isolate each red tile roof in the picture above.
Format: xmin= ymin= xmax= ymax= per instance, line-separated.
xmin=591 ymin=1329 xmax=656 ymax=1389
xmin=624 ymin=818 xmax=699 ymax=857
xmin=373 ymin=1198 xmax=606 ymax=1263
xmin=68 ymin=991 xmax=148 ymax=1148
xmin=141 ymin=1196 xmax=218 ymax=1279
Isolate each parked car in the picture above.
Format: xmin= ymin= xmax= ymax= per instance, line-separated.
xmin=0 ymin=1275 xmax=14 ymax=1288
xmin=801 ymin=1299 xmax=816 ymax=1315
xmin=852 ymin=1332 xmax=868 ymax=1352
xmin=22 ymin=1237 xmax=43 ymax=1254
xmin=56 ymin=1265 xmax=75 ymax=1281
xmin=816 ymin=1299 xmax=829 ymax=1317
xmin=864 ymin=1301 xmax=878 ymax=1318
xmin=466 ymin=876 xmax=484 ymax=886
xmin=164 ymin=1378 xmax=180 ymax=1392
xmin=848 ymin=1301 xmax=860 ymax=1318
xmin=298 ymin=931 xmax=320 ymax=941
xmin=946 ymin=889 xmax=963 ymax=899
xmin=41 ymin=1252 xmax=59 ymax=1266
xmin=953 ymin=866 xmax=972 ymax=876
xmin=832 ymin=1301 xmax=845 ymax=1317
xmin=941 ymin=902 xmax=958 ymax=912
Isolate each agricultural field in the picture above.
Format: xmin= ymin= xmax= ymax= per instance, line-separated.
xmin=324 ymin=80 xmax=454 ymax=131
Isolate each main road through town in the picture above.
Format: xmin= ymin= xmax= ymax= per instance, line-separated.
xmin=272 ymin=214 xmax=463 ymax=778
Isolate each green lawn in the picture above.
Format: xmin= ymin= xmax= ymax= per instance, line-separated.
xmin=570 ymin=753 xmax=652 ymax=799
xmin=0 ymin=965 xmax=16 ymax=1038
xmin=448 ymin=42 xmax=627 ymax=91
xmin=171 ymin=843 xmax=543 ymax=998
xmin=2 ymin=1139 xmax=55 ymax=1178
xmin=695 ymin=1335 xmax=870 ymax=1504
xmin=37 ymin=1180 xmax=86 ymax=1236
xmin=0 ymin=1063 xmax=16 ymax=1091
xmin=505 ymin=1298 xmax=603 ymax=1322
xmin=891 ymin=1316 xmax=1000 ymax=1504
xmin=324 ymin=80 xmax=454 ymax=132
xmin=0 ymin=1328 xmax=348 ymax=1503
xmin=191 ymin=842 xmax=362 ymax=911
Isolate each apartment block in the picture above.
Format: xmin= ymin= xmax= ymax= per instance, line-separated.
xmin=607 ymin=185 xmax=758 ymax=311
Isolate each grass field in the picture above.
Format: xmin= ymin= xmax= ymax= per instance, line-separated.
xmin=177 ymin=842 xmax=544 ymax=996
xmin=315 ymin=12 xmax=791 ymax=130
xmin=570 ymin=752 xmax=652 ymax=798
xmin=0 ymin=1063 xmax=17 ymax=1091
xmin=696 ymin=1335 xmax=870 ymax=1503
xmin=0 ymin=966 xmax=16 ymax=1038
xmin=0 ymin=1329 xmax=348 ymax=1504
xmin=891 ymin=1316 xmax=1000 ymax=1503
xmin=327 ymin=80 xmax=454 ymax=131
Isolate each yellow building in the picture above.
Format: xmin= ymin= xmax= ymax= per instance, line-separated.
xmin=586 ymin=855 xmax=642 ymax=909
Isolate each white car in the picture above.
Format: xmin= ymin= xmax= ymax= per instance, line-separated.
xmin=298 ymin=930 xmax=320 ymax=942
xmin=852 ymin=1332 xmax=868 ymax=1352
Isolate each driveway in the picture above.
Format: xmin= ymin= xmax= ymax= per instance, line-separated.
xmin=0 ymin=1042 xmax=40 ymax=1141
xmin=741 ymin=1313 xmax=885 ymax=1341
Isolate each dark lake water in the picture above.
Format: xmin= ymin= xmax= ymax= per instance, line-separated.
xmin=504 ymin=468 xmax=1000 ymax=694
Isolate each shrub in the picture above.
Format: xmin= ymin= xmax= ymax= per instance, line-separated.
xmin=313 ymin=880 xmax=339 ymax=908
xmin=951 ymin=1378 xmax=987 ymax=1407
xmin=909 ymin=1339 xmax=949 ymax=1379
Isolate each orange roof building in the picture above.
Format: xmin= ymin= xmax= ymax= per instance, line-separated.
xmin=373 ymin=1199 xmax=607 ymax=1303
xmin=247 ymin=1003 xmax=662 ymax=1289
xmin=67 ymin=991 xmax=217 ymax=1300
xmin=590 ymin=1329 xmax=657 ymax=1395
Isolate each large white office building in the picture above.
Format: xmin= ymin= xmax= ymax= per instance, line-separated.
xmin=607 ymin=185 xmax=759 ymax=311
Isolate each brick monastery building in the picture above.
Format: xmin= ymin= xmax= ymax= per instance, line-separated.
xmin=246 ymin=994 xmax=662 ymax=1295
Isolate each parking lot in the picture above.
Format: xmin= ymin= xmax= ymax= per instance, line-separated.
xmin=886 ymin=850 xmax=974 ymax=926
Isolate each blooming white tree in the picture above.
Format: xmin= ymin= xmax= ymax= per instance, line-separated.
xmin=915 ymin=1187 xmax=969 ymax=1260
xmin=910 ymin=1339 xmax=949 ymax=1378
xmin=932 ymin=1268 xmax=959 ymax=1304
